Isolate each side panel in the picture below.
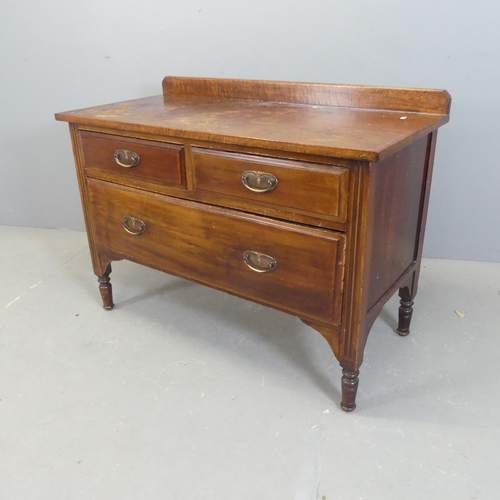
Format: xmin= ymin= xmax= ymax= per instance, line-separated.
xmin=366 ymin=135 xmax=430 ymax=310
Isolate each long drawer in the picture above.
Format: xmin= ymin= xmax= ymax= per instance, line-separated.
xmin=87 ymin=179 xmax=345 ymax=324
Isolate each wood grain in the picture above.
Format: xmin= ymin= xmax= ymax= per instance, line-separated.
xmin=365 ymin=135 xmax=429 ymax=310
xmin=87 ymin=178 xmax=346 ymax=324
xmin=192 ymin=147 xmax=349 ymax=222
xmin=81 ymin=131 xmax=186 ymax=188
xmin=56 ymin=76 xmax=450 ymax=162
xmin=163 ymin=76 xmax=451 ymax=114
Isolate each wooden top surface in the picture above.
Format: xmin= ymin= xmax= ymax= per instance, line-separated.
xmin=56 ymin=77 xmax=450 ymax=162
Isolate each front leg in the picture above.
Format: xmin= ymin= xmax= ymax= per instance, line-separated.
xmin=341 ymin=368 xmax=360 ymax=412
xmin=396 ymin=286 xmax=414 ymax=336
xmin=97 ymin=263 xmax=114 ymax=310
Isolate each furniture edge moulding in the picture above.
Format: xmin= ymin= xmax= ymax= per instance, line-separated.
xmin=66 ymin=123 xmax=362 ymax=171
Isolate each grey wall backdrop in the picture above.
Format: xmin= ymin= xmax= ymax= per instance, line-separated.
xmin=1 ymin=1 xmax=499 ymax=262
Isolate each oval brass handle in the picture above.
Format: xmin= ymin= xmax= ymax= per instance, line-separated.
xmin=241 ymin=171 xmax=278 ymax=193
xmin=122 ymin=216 xmax=147 ymax=235
xmin=243 ymin=251 xmax=277 ymax=273
xmin=114 ymin=149 xmax=140 ymax=168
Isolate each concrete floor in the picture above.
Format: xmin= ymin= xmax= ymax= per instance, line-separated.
xmin=1 ymin=225 xmax=499 ymax=500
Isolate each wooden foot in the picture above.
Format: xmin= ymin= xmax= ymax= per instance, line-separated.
xmin=396 ymin=286 xmax=413 ymax=336
xmin=341 ymin=368 xmax=359 ymax=412
xmin=97 ymin=264 xmax=114 ymax=310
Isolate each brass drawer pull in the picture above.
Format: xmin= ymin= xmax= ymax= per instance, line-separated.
xmin=122 ymin=216 xmax=147 ymax=235
xmin=241 ymin=171 xmax=278 ymax=193
xmin=243 ymin=251 xmax=277 ymax=273
xmin=114 ymin=149 xmax=140 ymax=168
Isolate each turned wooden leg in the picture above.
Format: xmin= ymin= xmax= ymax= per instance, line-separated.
xmin=341 ymin=368 xmax=359 ymax=412
xmin=396 ymin=286 xmax=413 ymax=336
xmin=97 ymin=264 xmax=114 ymax=310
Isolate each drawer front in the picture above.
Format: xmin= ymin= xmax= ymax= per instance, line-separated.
xmin=193 ymin=148 xmax=349 ymax=222
xmin=81 ymin=131 xmax=185 ymax=187
xmin=87 ymin=179 xmax=345 ymax=324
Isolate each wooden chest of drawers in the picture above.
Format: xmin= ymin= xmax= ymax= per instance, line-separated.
xmin=56 ymin=77 xmax=451 ymax=411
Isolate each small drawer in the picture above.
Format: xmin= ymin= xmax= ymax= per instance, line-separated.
xmin=80 ymin=131 xmax=185 ymax=188
xmin=87 ymin=179 xmax=345 ymax=325
xmin=192 ymin=148 xmax=349 ymax=222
